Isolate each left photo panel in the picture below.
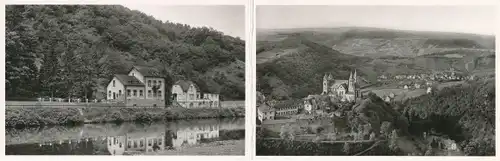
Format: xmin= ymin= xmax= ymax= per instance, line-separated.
xmin=5 ymin=5 xmax=246 ymax=155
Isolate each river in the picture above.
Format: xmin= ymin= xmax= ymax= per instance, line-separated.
xmin=5 ymin=118 xmax=245 ymax=155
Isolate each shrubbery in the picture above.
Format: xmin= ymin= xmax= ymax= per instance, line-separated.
xmin=256 ymin=139 xmax=395 ymax=156
xmin=6 ymin=107 xmax=245 ymax=128
xmin=5 ymin=107 xmax=84 ymax=128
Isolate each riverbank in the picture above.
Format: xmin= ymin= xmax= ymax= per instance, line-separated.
xmin=5 ymin=106 xmax=245 ymax=128
xmin=144 ymin=140 xmax=245 ymax=155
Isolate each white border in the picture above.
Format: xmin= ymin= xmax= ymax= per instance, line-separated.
xmin=255 ymin=0 xmax=498 ymax=5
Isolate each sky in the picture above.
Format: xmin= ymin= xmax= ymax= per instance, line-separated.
xmin=123 ymin=5 xmax=245 ymax=39
xmin=257 ymin=5 xmax=496 ymax=35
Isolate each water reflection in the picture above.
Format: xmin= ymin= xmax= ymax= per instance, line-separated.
xmin=5 ymin=118 xmax=244 ymax=155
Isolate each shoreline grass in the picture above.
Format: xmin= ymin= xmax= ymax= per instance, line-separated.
xmin=5 ymin=107 xmax=245 ymax=128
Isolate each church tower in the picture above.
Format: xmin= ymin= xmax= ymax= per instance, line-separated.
xmin=322 ymin=74 xmax=329 ymax=95
xmin=348 ymin=71 xmax=355 ymax=93
xmin=353 ymin=69 xmax=357 ymax=83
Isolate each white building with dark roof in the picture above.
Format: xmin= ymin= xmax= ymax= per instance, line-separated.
xmin=106 ymin=65 xmax=165 ymax=106
xmin=171 ymin=80 xmax=220 ymax=108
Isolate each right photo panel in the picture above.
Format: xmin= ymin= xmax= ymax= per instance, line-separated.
xmin=255 ymin=5 xmax=495 ymax=156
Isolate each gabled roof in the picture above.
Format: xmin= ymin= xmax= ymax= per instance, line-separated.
xmin=114 ymin=74 xmax=144 ymax=86
xmin=130 ymin=65 xmax=162 ymax=77
xmin=331 ymin=80 xmax=348 ymax=89
xmin=258 ymin=104 xmax=274 ymax=113
xmin=174 ymin=80 xmax=199 ymax=92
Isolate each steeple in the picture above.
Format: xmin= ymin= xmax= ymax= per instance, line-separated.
xmin=354 ymin=69 xmax=357 ymax=83
xmin=322 ymin=73 xmax=329 ymax=95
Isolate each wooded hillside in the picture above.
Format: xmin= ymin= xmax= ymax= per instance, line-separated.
xmin=6 ymin=5 xmax=245 ymax=102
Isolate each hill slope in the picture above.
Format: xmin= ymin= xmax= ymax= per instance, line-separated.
xmin=6 ymin=5 xmax=245 ymax=102
xmin=258 ymin=27 xmax=495 ymax=58
xmin=256 ymin=28 xmax=494 ymax=100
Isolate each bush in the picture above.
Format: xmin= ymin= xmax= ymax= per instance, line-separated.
xmin=6 ymin=106 xmax=245 ymax=128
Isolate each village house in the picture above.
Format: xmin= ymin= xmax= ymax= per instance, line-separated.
xmin=275 ymin=106 xmax=299 ymax=116
xmin=303 ymin=99 xmax=313 ymax=114
xmin=106 ymin=66 xmax=165 ymax=107
xmin=257 ymin=104 xmax=275 ymax=121
xmin=171 ymin=80 xmax=220 ymax=108
xmin=427 ymin=87 xmax=433 ymax=94
xmin=321 ymin=70 xmax=360 ymax=102
xmin=414 ymin=83 xmax=421 ymax=89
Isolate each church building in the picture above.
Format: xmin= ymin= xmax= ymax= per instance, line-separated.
xmin=321 ymin=70 xmax=360 ymax=102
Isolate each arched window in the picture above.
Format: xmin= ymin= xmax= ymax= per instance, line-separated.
xmin=119 ymin=90 xmax=122 ymax=96
xmin=113 ymin=80 xmax=115 ymax=87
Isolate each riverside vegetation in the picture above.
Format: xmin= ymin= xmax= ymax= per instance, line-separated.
xmin=6 ymin=107 xmax=245 ymax=128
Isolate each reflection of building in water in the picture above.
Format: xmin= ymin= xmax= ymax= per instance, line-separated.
xmin=166 ymin=123 xmax=220 ymax=148
xmin=107 ymin=133 xmax=165 ymax=155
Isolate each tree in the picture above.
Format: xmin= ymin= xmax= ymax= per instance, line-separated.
xmin=388 ymin=129 xmax=399 ymax=152
xmin=380 ymin=121 xmax=393 ymax=138
xmin=369 ymin=132 xmax=376 ymax=141
xmin=5 ymin=5 xmax=245 ymax=101
xmin=343 ymin=142 xmax=351 ymax=155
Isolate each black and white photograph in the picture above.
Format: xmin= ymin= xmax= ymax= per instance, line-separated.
xmin=5 ymin=4 xmax=246 ymax=155
xmin=256 ymin=5 xmax=495 ymax=156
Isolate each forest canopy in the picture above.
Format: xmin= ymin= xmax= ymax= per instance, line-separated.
xmin=6 ymin=5 xmax=245 ymax=102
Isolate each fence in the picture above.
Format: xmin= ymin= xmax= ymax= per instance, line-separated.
xmin=5 ymin=102 xmax=168 ymax=109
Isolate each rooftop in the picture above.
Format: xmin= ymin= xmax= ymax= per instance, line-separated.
xmin=114 ymin=74 xmax=144 ymax=86
xmin=132 ymin=65 xmax=161 ymax=77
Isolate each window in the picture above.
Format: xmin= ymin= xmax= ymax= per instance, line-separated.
xmin=153 ymin=80 xmax=157 ymax=86
xmin=109 ymin=139 xmax=112 ymax=146
xmin=119 ymin=143 xmax=122 ymax=148
xmin=158 ymin=81 xmax=162 ymax=87
xmin=132 ymin=73 xmax=134 ymax=76
xmin=158 ymin=90 xmax=162 ymax=97
xmin=148 ymin=80 xmax=151 ymax=87
xmin=113 ymin=80 xmax=115 ymax=87
xmin=139 ymin=90 xmax=143 ymax=97
xmin=128 ymin=141 xmax=131 ymax=148
xmin=148 ymin=90 xmax=152 ymax=97
xmin=133 ymin=141 xmax=137 ymax=148
xmin=148 ymin=140 xmax=152 ymax=146
xmin=133 ymin=90 xmax=137 ymax=96
xmin=108 ymin=91 xmax=111 ymax=97
xmin=189 ymin=94 xmax=194 ymax=100
xmin=119 ymin=90 xmax=122 ymax=96
xmin=127 ymin=90 xmax=131 ymax=96
xmin=159 ymin=138 xmax=162 ymax=145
